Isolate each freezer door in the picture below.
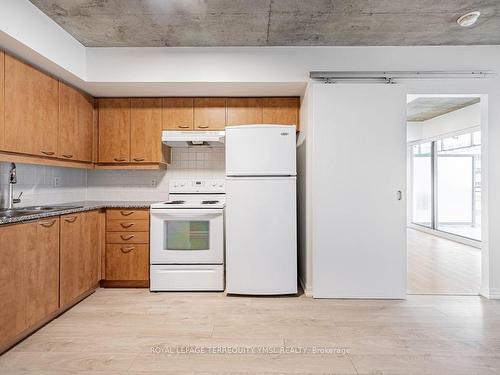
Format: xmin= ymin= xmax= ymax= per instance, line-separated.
xmin=225 ymin=177 xmax=297 ymax=294
xmin=226 ymin=125 xmax=296 ymax=176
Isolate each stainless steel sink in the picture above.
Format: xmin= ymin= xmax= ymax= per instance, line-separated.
xmin=0 ymin=205 xmax=84 ymax=219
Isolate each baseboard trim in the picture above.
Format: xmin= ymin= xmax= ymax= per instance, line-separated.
xmin=299 ymin=276 xmax=313 ymax=297
xmin=101 ymin=280 xmax=149 ymax=288
xmin=487 ymin=288 xmax=500 ymax=299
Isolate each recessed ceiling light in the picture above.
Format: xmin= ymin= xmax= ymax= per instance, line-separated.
xmin=457 ymin=11 xmax=481 ymax=27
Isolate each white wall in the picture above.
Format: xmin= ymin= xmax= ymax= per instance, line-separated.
xmin=407 ymin=102 xmax=481 ymax=143
xmin=0 ymin=162 xmax=86 ymax=207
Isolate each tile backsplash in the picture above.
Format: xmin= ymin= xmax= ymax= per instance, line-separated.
xmin=0 ymin=162 xmax=87 ymax=207
xmin=0 ymin=148 xmax=225 ymax=207
xmin=87 ymin=148 xmax=225 ymax=200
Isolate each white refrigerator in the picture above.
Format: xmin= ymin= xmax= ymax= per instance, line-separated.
xmin=225 ymin=125 xmax=297 ymax=295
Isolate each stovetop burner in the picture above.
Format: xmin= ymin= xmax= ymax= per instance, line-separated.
xmin=202 ymin=200 xmax=219 ymax=204
xmin=164 ymin=200 xmax=186 ymax=205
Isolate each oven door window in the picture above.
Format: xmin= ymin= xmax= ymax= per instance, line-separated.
xmin=164 ymin=220 xmax=210 ymax=250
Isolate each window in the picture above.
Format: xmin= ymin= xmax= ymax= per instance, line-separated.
xmin=410 ymin=130 xmax=481 ymax=241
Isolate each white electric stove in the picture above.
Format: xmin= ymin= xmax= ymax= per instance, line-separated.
xmin=150 ymin=179 xmax=225 ymax=291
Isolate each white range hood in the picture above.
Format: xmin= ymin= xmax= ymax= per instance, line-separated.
xmin=162 ymin=130 xmax=225 ymax=148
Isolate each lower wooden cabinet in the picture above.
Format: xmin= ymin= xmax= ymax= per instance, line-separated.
xmin=60 ymin=211 xmax=99 ymax=306
xmin=106 ymin=244 xmax=149 ymax=282
xmin=104 ymin=208 xmax=150 ymax=286
xmin=0 ymin=218 xmax=59 ymax=349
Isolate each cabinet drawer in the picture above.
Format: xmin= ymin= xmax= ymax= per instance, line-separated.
xmin=106 ymin=244 xmax=149 ymax=281
xmin=106 ymin=209 xmax=149 ymax=220
xmin=106 ymin=219 xmax=149 ymax=232
xmin=106 ymin=231 xmax=149 ymax=244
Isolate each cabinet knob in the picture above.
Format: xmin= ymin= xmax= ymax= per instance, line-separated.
xmin=41 ymin=150 xmax=55 ymax=156
xmin=62 ymin=154 xmax=74 ymax=159
xmin=114 ymin=158 xmax=127 ymax=162
xmin=64 ymin=216 xmax=77 ymax=223
xmin=120 ymin=222 xmax=134 ymax=228
xmin=120 ymin=246 xmax=135 ymax=253
xmin=120 ymin=234 xmax=135 ymax=240
xmin=133 ymin=158 xmax=145 ymax=162
xmin=178 ymin=125 xmax=190 ymax=129
xmin=39 ymin=219 xmax=57 ymax=227
xmin=197 ymin=125 xmax=209 ymax=129
xmin=120 ymin=210 xmax=135 ymax=216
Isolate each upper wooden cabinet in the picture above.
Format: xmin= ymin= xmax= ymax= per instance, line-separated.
xmin=263 ymin=97 xmax=300 ymax=128
xmin=226 ymin=98 xmax=263 ymax=125
xmin=98 ymin=98 xmax=131 ymax=163
xmin=4 ymin=54 xmax=59 ymax=157
xmin=59 ymin=82 xmax=93 ymax=162
xmin=0 ymin=52 xmax=4 ymax=150
xmin=163 ymin=98 xmax=193 ymax=130
xmin=131 ymin=98 xmax=162 ymax=163
xmin=194 ymin=98 xmax=226 ymax=130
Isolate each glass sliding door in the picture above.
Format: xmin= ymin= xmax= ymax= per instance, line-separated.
xmin=411 ymin=142 xmax=433 ymax=228
xmin=409 ymin=129 xmax=481 ymax=241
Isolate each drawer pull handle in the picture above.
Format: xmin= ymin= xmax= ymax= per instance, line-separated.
xmin=120 ymin=234 xmax=135 ymax=240
xmin=120 ymin=210 xmax=135 ymax=216
xmin=120 ymin=222 xmax=134 ymax=228
xmin=178 ymin=125 xmax=190 ymax=129
xmin=62 ymin=154 xmax=73 ymax=159
xmin=41 ymin=150 xmax=55 ymax=156
xmin=39 ymin=219 xmax=56 ymax=227
xmin=64 ymin=216 xmax=77 ymax=223
xmin=120 ymin=246 xmax=135 ymax=253
xmin=133 ymin=157 xmax=145 ymax=162
xmin=114 ymin=158 xmax=127 ymax=162
xmin=197 ymin=125 xmax=209 ymax=129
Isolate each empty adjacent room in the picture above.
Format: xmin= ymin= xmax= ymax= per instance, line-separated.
xmin=1 ymin=1 xmax=500 ymax=374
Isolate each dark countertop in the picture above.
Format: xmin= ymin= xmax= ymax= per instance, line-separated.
xmin=0 ymin=201 xmax=156 ymax=225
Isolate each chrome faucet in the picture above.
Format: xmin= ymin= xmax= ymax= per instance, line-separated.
xmin=8 ymin=163 xmax=22 ymax=209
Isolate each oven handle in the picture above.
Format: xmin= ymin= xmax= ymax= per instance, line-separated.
xmin=151 ymin=210 xmax=222 ymax=219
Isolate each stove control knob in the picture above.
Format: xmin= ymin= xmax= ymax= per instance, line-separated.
xmin=218 ymin=183 xmax=223 ymax=188
xmin=211 ymin=182 xmax=217 ymax=187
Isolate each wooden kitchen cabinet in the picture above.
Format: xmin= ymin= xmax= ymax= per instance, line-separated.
xmin=262 ymin=97 xmax=300 ymax=129
xmin=131 ymin=98 xmax=162 ymax=162
xmin=105 ymin=208 xmax=150 ymax=287
xmin=4 ymin=54 xmax=59 ymax=157
xmin=60 ymin=211 xmax=99 ymax=306
xmin=226 ymin=98 xmax=263 ymax=125
xmin=0 ymin=219 xmax=59 ymax=349
xmin=0 ymin=223 xmax=32 ymax=348
xmin=163 ymin=98 xmax=194 ymax=130
xmin=194 ymin=98 xmax=226 ymax=130
xmin=25 ymin=218 xmax=60 ymax=327
xmin=98 ymin=98 xmax=131 ymax=163
xmin=58 ymin=82 xmax=93 ymax=162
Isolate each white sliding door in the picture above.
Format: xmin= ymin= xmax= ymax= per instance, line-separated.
xmin=312 ymin=84 xmax=407 ymax=299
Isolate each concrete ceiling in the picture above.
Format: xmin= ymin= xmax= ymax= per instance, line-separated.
xmin=407 ymin=97 xmax=480 ymax=121
xmin=29 ymin=0 xmax=500 ymax=47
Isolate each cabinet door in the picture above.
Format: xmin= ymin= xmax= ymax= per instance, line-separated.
xmin=0 ymin=222 xmax=36 ymax=347
xmin=131 ymin=98 xmax=162 ymax=162
xmin=4 ymin=54 xmax=59 ymax=157
xmin=106 ymin=244 xmax=149 ymax=281
xmin=226 ymin=98 xmax=262 ymax=125
xmin=25 ymin=218 xmax=59 ymax=327
xmin=98 ymin=98 xmax=131 ymax=163
xmin=0 ymin=51 xmax=4 ymax=150
xmin=60 ymin=213 xmax=86 ymax=306
xmin=262 ymin=97 xmax=299 ymax=128
xmin=83 ymin=210 xmax=100 ymax=288
xmin=162 ymin=98 xmax=193 ymax=130
xmin=194 ymin=98 xmax=226 ymax=130
xmin=59 ymin=82 xmax=93 ymax=162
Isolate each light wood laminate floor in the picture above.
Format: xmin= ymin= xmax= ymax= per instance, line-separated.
xmin=1 ymin=289 xmax=500 ymax=374
xmin=408 ymin=228 xmax=481 ymax=295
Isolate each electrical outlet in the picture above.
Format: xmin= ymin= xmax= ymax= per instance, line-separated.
xmin=151 ymin=178 xmax=157 ymax=187
xmin=54 ymin=176 xmax=61 ymax=187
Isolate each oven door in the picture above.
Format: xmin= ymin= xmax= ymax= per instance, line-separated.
xmin=150 ymin=208 xmax=223 ymax=264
